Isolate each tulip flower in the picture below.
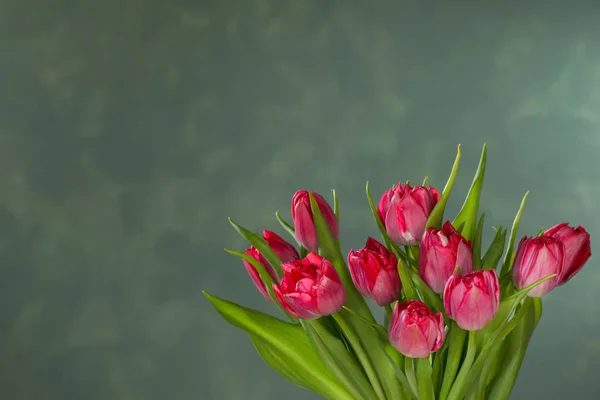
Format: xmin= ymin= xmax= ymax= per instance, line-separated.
xmin=262 ymin=230 xmax=300 ymax=263
xmin=273 ymin=252 xmax=346 ymax=320
xmin=243 ymin=246 xmax=280 ymax=300
xmin=378 ymin=182 xmax=440 ymax=246
xmin=512 ymin=235 xmax=564 ymax=298
xmin=544 ymin=223 xmax=591 ymax=285
xmin=444 ymin=269 xmax=500 ymax=331
xmin=419 ymin=221 xmax=473 ymax=293
xmin=388 ymin=300 xmax=445 ymax=358
xmin=347 ymin=237 xmax=401 ymax=306
xmin=292 ymin=190 xmax=339 ymax=252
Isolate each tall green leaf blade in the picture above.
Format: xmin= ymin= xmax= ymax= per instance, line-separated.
xmin=229 ymin=218 xmax=284 ymax=277
xmin=481 ymin=227 xmax=506 ymax=271
xmin=203 ymin=292 xmax=352 ymax=400
xmin=500 ymin=192 xmax=529 ymax=276
xmin=452 ymin=144 xmax=487 ymax=242
xmin=425 ymin=145 xmax=462 ymax=230
xmin=472 ymin=213 xmax=485 ymax=270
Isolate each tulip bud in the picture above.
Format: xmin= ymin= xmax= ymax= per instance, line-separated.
xmin=242 ymin=247 xmax=280 ymax=300
xmin=377 ymin=182 xmax=440 ymax=246
xmin=347 ymin=237 xmax=401 ymax=306
xmin=388 ymin=300 xmax=445 ymax=358
xmin=512 ymin=235 xmax=564 ymax=298
xmin=273 ymin=252 xmax=346 ymax=320
xmin=544 ymin=223 xmax=591 ymax=285
xmin=291 ymin=190 xmax=339 ymax=252
xmin=443 ymin=269 xmax=500 ymax=331
xmin=262 ymin=230 xmax=300 ymax=263
xmin=419 ymin=221 xmax=474 ymax=293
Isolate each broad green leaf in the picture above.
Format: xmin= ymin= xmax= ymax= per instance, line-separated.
xmin=203 ymin=292 xmax=353 ymax=400
xmin=302 ymin=320 xmax=378 ymax=400
xmin=229 ymin=218 xmax=284 ymax=277
xmin=411 ymin=270 xmax=444 ymax=316
xmin=500 ymin=192 xmax=529 ymax=276
xmin=416 ymin=357 xmax=435 ymax=400
xmin=425 ymin=145 xmax=462 ymax=230
xmin=366 ymin=181 xmax=395 ymax=250
xmin=452 ymin=144 xmax=487 ymax=242
xmin=481 ymin=226 xmax=506 ymax=271
xmin=398 ymin=258 xmax=419 ymax=301
xmin=472 ymin=213 xmax=485 ymax=270
xmin=438 ymin=321 xmax=468 ymax=400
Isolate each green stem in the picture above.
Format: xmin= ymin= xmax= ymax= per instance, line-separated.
xmin=439 ymin=321 xmax=468 ymax=400
xmin=446 ymin=330 xmax=478 ymax=400
xmin=332 ymin=313 xmax=386 ymax=400
xmin=405 ymin=357 xmax=419 ymax=396
xmin=415 ymin=357 xmax=435 ymax=400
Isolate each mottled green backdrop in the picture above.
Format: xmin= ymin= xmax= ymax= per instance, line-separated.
xmin=1 ymin=1 xmax=599 ymax=399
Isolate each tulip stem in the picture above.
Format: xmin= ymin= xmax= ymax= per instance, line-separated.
xmin=438 ymin=321 xmax=468 ymax=400
xmin=404 ymin=357 xmax=418 ymax=396
xmin=446 ymin=330 xmax=477 ymax=400
xmin=332 ymin=313 xmax=386 ymax=400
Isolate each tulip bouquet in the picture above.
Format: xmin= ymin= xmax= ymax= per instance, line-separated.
xmin=204 ymin=145 xmax=591 ymax=400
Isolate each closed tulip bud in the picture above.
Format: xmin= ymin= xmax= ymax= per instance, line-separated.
xmin=273 ymin=252 xmax=346 ymax=320
xmin=388 ymin=300 xmax=445 ymax=358
xmin=544 ymin=223 xmax=591 ymax=285
xmin=378 ymin=182 xmax=440 ymax=246
xmin=419 ymin=221 xmax=474 ymax=293
xmin=512 ymin=235 xmax=564 ymax=298
xmin=443 ymin=269 xmax=500 ymax=331
xmin=347 ymin=237 xmax=401 ymax=306
xmin=262 ymin=230 xmax=300 ymax=263
xmin=242 ymin=247 xmax=280 ymax=300
xmin=292 ymin=190 xmax=339 ymax=252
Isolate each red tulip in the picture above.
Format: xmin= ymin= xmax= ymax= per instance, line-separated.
xmin=292 ymin=190 xmax=339 ymax=252
xmin=242 ymin=247 xmax=280 ymax=300
xmin=273 ymin=252 xmax=346 ymax=319
xmin=388 ymin=300 xmax=445 ymax=358
xmin=544 ymin=223 xmax=591 ymax=285
xmin=262 ymin=230 xmax=300 ymax=263
xmin=347 ymin=237 xmax=401 ymax=306
xmin=444 ymin=269 xmax=500 ymax=331
xmin=378 ymin=182 xmax=440 ymax=246
xmin=419 ymin=221 xmax=474 ymax=293
xmin=512 ymin=235 xmax=564 ymax=298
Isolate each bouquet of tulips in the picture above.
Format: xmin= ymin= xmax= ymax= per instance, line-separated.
xmin=204 ymin=145 xmax=591 ymax=400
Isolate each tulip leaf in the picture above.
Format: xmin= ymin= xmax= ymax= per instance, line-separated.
xmin=425 ymin=145 xmax=462 ymax=230
xmin=438 ymin=321 xmax=468 ymax=400
xmin=472 ymin=213 xmax=485 ymax=270
xmin=366 ymin=181 xmax=395 ymax=251
xmin=332 ymin=189 xmax=340 ymax=220
xmin=274 ymin=210 xmax=299 ymax=244
xmin=500 ymin=192 xmax=529 ymax=276
xmin=398 ymin=258 xmax=419 ymax=301
xmin=410 ymin=270 xmax=444 ymax=316
xmin=302 ymin=319 xmax=379 ymax=400
xmin=203 ymin=292 xmax=353 ymax=400
xmin=481 ymin=226 xmax=506 ymax=271
xmin=415 ymin=357 xmax=435 ymax=400
xmin=452 ymin=144 xmax=487 ymax=242
xmin=229 ymin=218 xmax=284 ymax=277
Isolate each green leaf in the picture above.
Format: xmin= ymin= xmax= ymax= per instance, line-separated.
xmin=229 ymin=218 xmax=284 ymax=277
xmin=366 ymin=181 xmax=395 ymax=251
xmin=472 ymin=213 xmax=485 ymax=270
xmin=452 ymin=144 xmax=487 ymax=242
xmin=224 ymin=249 xmax=295 ymax=321
xmin=481 ymin=226 xmax=506 ymax=271
xmin=398 ymin=258 xmax=419 ymax=301
xmin=411 ymin=271 xmax=445 ymax=316
xmin=275 ymin=210 xmax=299 ymax=245
xmin=204 ymin=292 xmax=353 ymax=400
xmin=438 ymin=321 xmax=468 ymax=400
xmin=302 ymin=320 xmax=378 ymax=400
xmin=500 ymin=192 xmax=529 ymax=276
xmin=332 ymin=189 xmax=340 ymax=220
xmin=425 ymin=144 xmax=462 ymax=230
xmin=415 ymin=357 xmax=435 ymax=400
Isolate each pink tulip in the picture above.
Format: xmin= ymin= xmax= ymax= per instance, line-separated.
xmin=444 ymin=269 xmax=500 ymax=331
xmin=388 ymin=300 xmax=445 ymax=358
xmin=512 ymin=235 xmax=564 ymax=298
xmin=242 ymin=246 xmax=280 ymax=300
xmin=419 ymin=221 xmax=474 ymax=293
xmin=347 ymin=237 xmax=401 ymax=306
xmin=273 ymin=252 xmax=346 ymax=319
xmin=544 ymin=223 xmax=591 ymax=285
xmin=292 ymin=190 xmax=339 ymax=252
xmin=262 ymin=230 xmax=300 ymax=263
xmin=378 ymin=182 xmax=440 ymax=246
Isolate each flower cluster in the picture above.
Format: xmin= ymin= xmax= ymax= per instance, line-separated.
xmin=207 ymin=146 xmax=592 ymax=400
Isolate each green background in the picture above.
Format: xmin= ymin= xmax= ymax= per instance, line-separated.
xmin=1 ymin=1 xmax=598 ymax=399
